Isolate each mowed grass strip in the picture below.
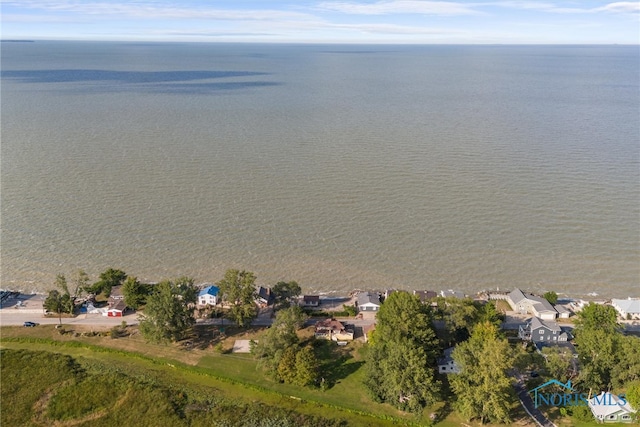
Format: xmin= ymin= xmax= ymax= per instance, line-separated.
xmin=0 ymin=335 xmax=407 ymax=426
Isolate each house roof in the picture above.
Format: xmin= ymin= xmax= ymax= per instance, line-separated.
xmin=509 ymin=288 xmax=528 ymax=304
xmin=510 ymin=288 xmax=556 ymax=314
xmin=413 ymin=290 xmax=437 ymax=302
xmin=528 ymin=316 xmax=562 ymax=332
xmin=358 ymin=292 xmax=380 ymax=306
xmin=440 ymin=290 xmax=465 ymax=299
xmin=109 ymin=299 xmax=126 ymax=311
xmin=588 ymin=392 xmax=635 ymax=416
xmin=612 ymin=298 xmax=640 ymax=314
xmin=256 ymin=286 xmax=272 ymax=302
xmin=555 ymin=305 xmax=570 ymax=314
xmin=198 ymin=286 xmax=219 ymax=297
xmin=303 ymin=295 xmax=319 ymax=302
xmin=437 ymin=347 xmax=456 ymax=366
xmin=315 ymin=318 xmax=346 ymax=332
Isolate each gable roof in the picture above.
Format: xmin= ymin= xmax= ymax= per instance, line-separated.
xmin=588 ymin=392 xmax=635 ymax=417
xmin=198 ymin=286 xmax=219 ymax=297
xmin=509 ymin=288 xmax=528 ymax=304
xmin=358 ymin=292 xmax=380 ymax=306
xmin=509 ymin=288 xmax=556 ymax=314
xmin=413 ymin=290 xmax=437 ymax=302
xmin=256 ymin=286 xmax=272 ymax=303
xmin=303 ymin=295 xmax=319 ymax=302
xmin=612 ymin=298 xmax=640 ymax=314
xmin=528 ymin=316 xmax=561 ymax=332
xmin=109 ymin=299 xmax=126 ymax=311
xmin=315 ymin=318 xmax=346 ymax=332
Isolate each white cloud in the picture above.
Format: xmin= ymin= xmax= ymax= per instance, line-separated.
xmin=484 ymin=1 xmax=640 ymax=14
xmin=595 ymin=2 xmax=640 ymax=13
xmin=316 ymin=0 xmax=481 ymax=15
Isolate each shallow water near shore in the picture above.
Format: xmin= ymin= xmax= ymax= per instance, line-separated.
xmin=1 ymin=42 xmax=638 ymax=297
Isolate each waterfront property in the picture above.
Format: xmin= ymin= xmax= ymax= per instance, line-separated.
xmin=314 ymin=318 xmax=354 ymax=342
xmin=357 ymin=292 xmax=381 ymax=312
xmin=507 ymin=288 xmax=557 ymax=320
xmin=611 ymin=298 xmax=640 ymax=320
xmin=105 ymin=299 xmax=126 ymax=317
xmin=518 ymin=317 xmax=569 ymax=342
xmin=588 ymin=392 xmax=636 ymax=423
xmin=302 ymin=295 xmax=320 ymax=307
xmin=197 ymin=286 xmax=219 ymax=306
xmin=255 ymin=286 xmax=273 ymax=307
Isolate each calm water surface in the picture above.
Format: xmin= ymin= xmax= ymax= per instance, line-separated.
xmin=2 ymin=42 xmax=638 ymax=297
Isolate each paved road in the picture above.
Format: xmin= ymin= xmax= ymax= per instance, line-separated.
xmin=0 ymin=311 xmax=139 ymax=327
xmin=513 ymin=376 xmax=556 ymax=427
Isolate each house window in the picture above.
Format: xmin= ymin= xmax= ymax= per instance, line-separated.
xmin=622 ymin=415 xmax=631 ymax=420
xmin=607 ymin=415 xmax=616 ymax=420
xmin=539 ymin=330 xmax=544 ymax=334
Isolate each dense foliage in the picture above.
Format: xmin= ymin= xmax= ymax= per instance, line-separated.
xmin=138 ymin=277 xmax=197 ymax=343
xmin=217 ymin=269 xmax=258 ymax=327
xmin=574 ymin=303 xmax=640 ymax=391
xmin=271 ymin=281 xmax=302 ymax=309
xmin=450 ymin=322 xmax=515 ymax=424
xmin=364 ymin=291 xmax=441 ymax=413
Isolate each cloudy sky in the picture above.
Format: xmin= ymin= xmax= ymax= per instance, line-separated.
xmin=1 ymin=0 xmax=638 ymax=44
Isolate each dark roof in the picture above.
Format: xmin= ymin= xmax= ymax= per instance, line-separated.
xmin=303 ymin=295 xmax=320 ymax=302
xmin=413 ymin=290 xmax=437 ymax=302
xmin=110 ymin=299 xmax=126 ymax=311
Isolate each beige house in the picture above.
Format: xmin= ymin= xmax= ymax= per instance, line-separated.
xmin=314 ymin=318 xmax=354 ymax=342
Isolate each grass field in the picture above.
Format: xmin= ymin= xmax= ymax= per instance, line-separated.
xmin=0 ymin=323 xmax=566 ymax=427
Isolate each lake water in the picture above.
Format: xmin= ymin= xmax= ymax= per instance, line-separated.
xmin=1 ymin=42 xmax=638 ymax=297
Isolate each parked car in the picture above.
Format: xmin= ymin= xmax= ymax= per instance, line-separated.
xmin=23 ymin=321 xmax=37 ymax=327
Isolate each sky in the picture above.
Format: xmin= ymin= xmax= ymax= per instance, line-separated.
xmin=1 ymin=0 xmax=639 ymax=44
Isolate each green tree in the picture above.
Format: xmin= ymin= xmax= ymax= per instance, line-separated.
xmin=43 ymin=289 xmax=73 ymax=324
xmin=294 ymin=345 xmax=319 ymax=387
xmin=138 ymin=278 xmax=197 ymax=343
xmin=627 ymin=381 xmax=640 ymax=413
xmin=575 ymin=302 xmax=619 ymax=333
xmin=122 ymin=276 xmax=149 ymax=309
xmin=218 ymin=269 xmax=257 ymax=327
xmin=364 ymin=292 xmax=440 ymax=412
xmin=541 ymin=346 xmax=575 ymax=384
xmin=277 ymin=346 xmax=298 ymax=384
xmin=543 ymin=291 xmax=558 ymax=305
xmin=477 ymin=301 xmax=504 ymax=328
xmin=450 ymin=322 xmax=515 ymax=424
xmin=253 ymin=306 xmax=306 ymax=375
xmin=574 ymin=303 xmax=621 ymax=392
xmin=611 ymin=335 xmax=640 ymax=388
xmin=441 ymin=298 xmax=479 ymax=345
xmin=71 ymin=269 xmax=90 ymax=299
xmin=88 ymin=268 xmax=127 ymax=297
xmin=272 ymin=281 xmax=302 ymax=309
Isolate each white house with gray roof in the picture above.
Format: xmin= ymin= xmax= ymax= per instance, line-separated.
xmin=357 ymin=292 xmax=381 ymax=312
xmin=507 ymin=288 xmax=558 ymax=320
xmin=588 ymin=392 xmax=636 ymax=423
xmin=611 ymin=298 xmax=640 ymax=320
